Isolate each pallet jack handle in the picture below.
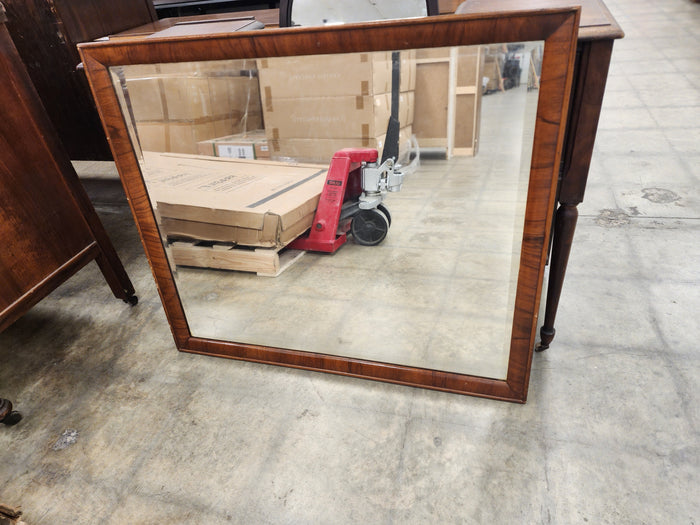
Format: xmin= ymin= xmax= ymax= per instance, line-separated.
xmin=381 ymin=51 xmax=401 ymax=165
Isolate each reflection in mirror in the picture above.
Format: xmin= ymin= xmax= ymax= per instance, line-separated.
xmin=286 ymin=0 xmax=429 ymax=26
xmin=110 ymin=42 xmax=542 ymax=380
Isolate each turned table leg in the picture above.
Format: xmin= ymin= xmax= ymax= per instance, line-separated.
xmin=537 ymin=39 xmax=615 ymax=350
xmin=538 ymin=203 xmax=578 ymax=351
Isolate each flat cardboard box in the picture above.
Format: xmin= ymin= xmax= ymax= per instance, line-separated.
xmin=268 ymin=125 xmax=413 ymax=164
xmin=160 ymin=212 xmax=314 ymax=247
xmin=197 ymin=130 xmax=269 ymax=159
xmin=140 ymin=152 xmax=327 ymax=248
xmin=261 ymin=91 xmax=414 ymax=140
xmin=257 ymin=50 xmax=415 ymax=99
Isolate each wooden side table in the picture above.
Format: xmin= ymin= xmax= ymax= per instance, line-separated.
xmin=457 ymin=0 xmax=624 ymax=349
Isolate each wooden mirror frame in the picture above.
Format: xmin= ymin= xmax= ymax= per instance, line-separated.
xmin=79 ymin=9 xmax=579 ymax=402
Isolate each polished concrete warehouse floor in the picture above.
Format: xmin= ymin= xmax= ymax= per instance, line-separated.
xmin=1 ymin=0 xmax=699 ymax=523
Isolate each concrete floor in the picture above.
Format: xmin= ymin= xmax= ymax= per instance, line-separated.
xmin=1 ymin=0 xmax=699 ymax=522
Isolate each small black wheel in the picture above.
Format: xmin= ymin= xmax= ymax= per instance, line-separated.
xmin=377 ymin=203 xmax=392 ymax=227
xmin=3 ymin=411 xmax=22 ymax=426
xmin=351 ymin=208 xmax=389 ymax=246
xmin=0 ymin=399 xmax=21 ymax=426
xmin=124 ymin=294 xmax=139 ymax=306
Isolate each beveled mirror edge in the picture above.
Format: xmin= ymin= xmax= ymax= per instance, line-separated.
xmin=78 ymin=9 xmax=580 ymax=402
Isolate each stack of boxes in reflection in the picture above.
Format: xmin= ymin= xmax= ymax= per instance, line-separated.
xmin=123 ymin=52 xmax=416 ymax=164
xmin=256 ymin=51 xmax=415 ymax=164
xmin=122 ymin=60 xmax=263 ymax=156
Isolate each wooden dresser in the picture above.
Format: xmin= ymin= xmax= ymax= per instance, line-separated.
xmin=1 ymin=2 xmax=137 ymax=422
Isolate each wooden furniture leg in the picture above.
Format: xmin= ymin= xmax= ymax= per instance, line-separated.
xmin=538 ymin=203 xmax=578 ymax=350
xmin=538 ymin=39 xmax=614 ymax=350
xmin=56 ymin=156 xmax=138 ymax=305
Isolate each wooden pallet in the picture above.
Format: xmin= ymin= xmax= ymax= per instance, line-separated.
xmin=167 ymin=239 xmax=305 ymax=277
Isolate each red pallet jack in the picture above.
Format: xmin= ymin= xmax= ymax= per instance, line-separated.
xmin=290 ymin=52 xmax=408 ymax=253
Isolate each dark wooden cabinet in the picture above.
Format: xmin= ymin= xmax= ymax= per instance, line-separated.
xmin=0 ymin=3 xmax=136 ymax=334
xmin=2 ymin=0 xmax=156 ymax=160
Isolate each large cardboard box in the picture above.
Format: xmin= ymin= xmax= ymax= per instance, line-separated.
xmin=133 ymin=108 xmax=263 ymax=155
xmin=140 ymin=152 xmax=327 ymax=248
xmin=261 ymin=91 xmax=414 ymax=140
xmin=126 ymin=75 xmax=260 ymax=121
xmin=136 ymin=118 xmax=247 ymax=155
xmin=121 ymin=60 xmax=263 ymax=155
xmin=257 ymin=50 xmax=416 ymax=163
xmin=257 ymin=51 xmax=416 ymax=99
xmin=123 ymin=62 xmax=261 ymax=120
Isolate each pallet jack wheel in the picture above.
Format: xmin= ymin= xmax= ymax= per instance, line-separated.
xmin=377 ymin=203 xmax=391 ymax=227
xmin=351 ymin=208 xmax=390 ymax=246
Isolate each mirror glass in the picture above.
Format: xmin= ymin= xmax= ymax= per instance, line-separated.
xmin=288 ymin=0 xmax=428 ymax=26
xmin=110 ymin=42 xmax=542 ymax=380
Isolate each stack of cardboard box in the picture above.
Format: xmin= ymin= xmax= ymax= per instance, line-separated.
xmin=256 ymin=51 xmax=416 ymax=164
xmin=122 ymin=60 xmax=264 ymax=155
xmin=140 ymin=151 xmax=327 ymax=275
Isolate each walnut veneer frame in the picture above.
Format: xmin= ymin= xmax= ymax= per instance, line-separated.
xmin=79 ymin=9 xmax=579 ymax=402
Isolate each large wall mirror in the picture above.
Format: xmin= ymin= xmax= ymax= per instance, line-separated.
xmin=79 ymin=9 xmax=579 ymax=402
